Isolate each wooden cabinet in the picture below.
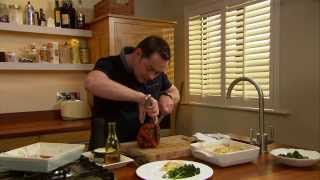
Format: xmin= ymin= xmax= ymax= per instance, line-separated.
xmin=89 ymin=14 xmax=176 ymax=134
xmin=89 ymin=14 xmax=175 ymax=83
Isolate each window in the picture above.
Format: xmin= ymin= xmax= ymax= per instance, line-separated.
xmin=187 ymin=0 xmax=274 ymax=106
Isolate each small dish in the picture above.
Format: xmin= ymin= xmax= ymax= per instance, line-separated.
xmin=270 ymin=148 xmax=320 ymax=167
xmin=82 ymin=150 xmax=134 ymax=170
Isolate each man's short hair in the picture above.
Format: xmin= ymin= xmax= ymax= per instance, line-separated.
xmin=136 ymin=35 xmax=171 ymax=61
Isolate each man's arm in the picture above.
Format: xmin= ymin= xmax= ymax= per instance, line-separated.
xmin=85 ymin=70 xmax=159 ymax=122
xmin=164 ymin=85 xmax=180 ymax=104
xmin=85 ymin=70 xmax=145 ymax=104
xmin=158 ymin=84 xmax=180 ymax=117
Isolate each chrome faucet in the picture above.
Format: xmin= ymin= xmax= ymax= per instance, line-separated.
xmin=226 ymin=77 xmax=274 ymax=154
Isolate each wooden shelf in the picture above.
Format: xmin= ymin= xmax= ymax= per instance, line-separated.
xmin=0 ymin=62 xmax=94 ymax=71
xmin=0 ymin=22 xmax=92 ymax=38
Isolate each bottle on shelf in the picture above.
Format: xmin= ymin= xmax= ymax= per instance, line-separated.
xmin=39 ymin=8 xmax=47 ymax=26
xmin=77 ymin=0 xmax=85 ymax=29
xmin=25 ymin=1 xmax=35 ymax=25
xmin=60 ymin=0 xmax=71 ymax=28
xmin=35 ymin=11 xmax=40 ymax=26
xmin=69 ymin=0 xmax=76 ymax=29
xmin=105 ymin=122 xmax=120 ymax=164
xmin=54 ymin=0 xmax=61 ymax=27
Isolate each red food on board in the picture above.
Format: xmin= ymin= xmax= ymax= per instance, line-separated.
xmin=137 ymin=122 xmax=160 ymax=148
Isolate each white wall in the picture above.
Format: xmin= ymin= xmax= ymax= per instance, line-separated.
xmin=162 ymin=0 xmax=320 ymax=150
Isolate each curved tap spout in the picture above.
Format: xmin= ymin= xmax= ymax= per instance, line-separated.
xmin=226 ymin=77 xmax=267 ymax=153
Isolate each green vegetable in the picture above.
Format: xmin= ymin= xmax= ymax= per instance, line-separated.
xmin=162 ymin=164 xmax=200 ymax=179
xmin=279 ymin=150 xmax=309 ymax=159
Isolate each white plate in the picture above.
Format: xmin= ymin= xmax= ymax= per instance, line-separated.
xmin=82 ymin=151 xmax=134 ymax=170
xmin=136 ymin=160 xmax=213 ymax=180
xmin=270 ymin=148 xmax=320 ymax=167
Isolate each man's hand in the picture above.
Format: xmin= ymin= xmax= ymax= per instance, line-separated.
xmin=138 ymin=95 xmax=159 ymax=124
xmin=159 ymin=94 xmax=174 ymax=117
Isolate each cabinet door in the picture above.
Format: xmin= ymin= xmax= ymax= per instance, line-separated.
xmin=89 ymin=19 xmax=109 ymax=64
xmin=109 ymin=19 xmax=175 ymax=83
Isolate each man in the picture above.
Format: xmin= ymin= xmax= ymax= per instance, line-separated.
xmin=85 ymin=36 xmax=180 ymax=150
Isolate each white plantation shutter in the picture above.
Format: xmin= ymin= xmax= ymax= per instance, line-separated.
xmin=244 ymin=0 xmax=270 ymax=98
xmin=225 ymin=8 xmax=245 ymax=97
xmin=188 ymin=0 xmax=272 ymax=102
xmin=188 ymin=13 xmax=222 ymax=96
xmin=225 ymin=0 xmax=271 ymax=99
xmin=189 ymin=15 xmax=203 ymax=95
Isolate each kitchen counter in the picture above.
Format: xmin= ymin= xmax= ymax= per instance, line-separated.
xmin=0 ymin=110 xmax=91 ymax=151
xmin=113 ymin=145 xmax=320 ymax=180
xmin=0 ymin=110 xmax=90 ymax=139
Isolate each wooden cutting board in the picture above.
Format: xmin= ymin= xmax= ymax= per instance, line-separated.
xmin=120 ymin=135 xmax=192 ymax=164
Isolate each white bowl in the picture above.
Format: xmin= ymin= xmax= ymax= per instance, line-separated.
xmin=191 ymin=139 xmax=260 ymax=167
xmin=270 ymin=148 xmax=320 ymax=167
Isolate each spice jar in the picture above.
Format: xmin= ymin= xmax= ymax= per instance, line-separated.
xmin=39 ymin=45 xmax=48 ymax=63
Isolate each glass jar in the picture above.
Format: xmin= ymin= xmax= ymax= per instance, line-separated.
xmin=39 ymin=45 xmax=48 ymax=63
xmin=79 ymin=48 xmax=89 ymax=64
xmin=0 ymin=3 xmax=9 ymax=23
xmin=69 ymin=39 xmax=80 ymax=64
xmin=9 ymin=4 xmax=23 ymax=24
xmin=59 ymin=42 xmax=72 ymax=64
xmin=6 ymin=51 xmax=17 ymax=62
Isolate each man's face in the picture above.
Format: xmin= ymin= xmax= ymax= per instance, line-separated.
xmin=134 ymin=51 xmax=169 ymax=83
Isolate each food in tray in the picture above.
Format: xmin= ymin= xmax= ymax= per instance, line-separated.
xmin=202 ymin=143 xmax=248 ymax=154
xmin=278 ymin=150 xmax=309 ymax=159
xmin=161 ymin=161 xmax=200 ymax=179
xmin=211 ymin=145 xmax=245 ymax=154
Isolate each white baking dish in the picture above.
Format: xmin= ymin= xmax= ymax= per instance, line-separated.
xmin=0 ymin=142 xmax=85 ymax=172
xmin=191 ymin=139 xmax=259 ymax=167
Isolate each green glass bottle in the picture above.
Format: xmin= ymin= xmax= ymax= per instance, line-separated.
xmin=105 ymin=122 xmax=120 ymax=164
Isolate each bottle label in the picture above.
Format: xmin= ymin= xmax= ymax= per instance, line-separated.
xmin=55 ymin=11 xmax=61 ymax=23
xmin=61 ymin=14 xmax=69 ymax=25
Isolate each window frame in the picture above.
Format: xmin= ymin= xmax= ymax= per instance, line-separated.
xmin=184 ymin=0 xmax=280 ymax=110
